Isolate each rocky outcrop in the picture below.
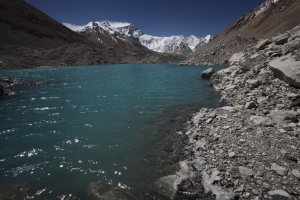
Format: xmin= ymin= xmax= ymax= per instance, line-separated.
xmin=0 ymin=77 xmax=16 ymax=96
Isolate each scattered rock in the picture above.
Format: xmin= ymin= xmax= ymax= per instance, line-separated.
xmin=269 ymin=110 xmax=298 ymax=123
xmin=228 ymin=52 xmax=245 ymax=65
xmin=228 ymin=152 xmax=236 ymax=158
xmin=246 ymin=79 xmax=261 ymax=89
xmin=292 ymin=169 xmax=300 ymax=179
xmin=238 ymin=166 xmax=253 ymax=177
xmin=245 ymin=101 xmax=256 ymax=109
xmin=268 ymin=189 xmax=291 ymax=199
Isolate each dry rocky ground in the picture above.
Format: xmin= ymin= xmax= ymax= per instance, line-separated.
xmin=153 ymin=24 xmax=300 ymax=200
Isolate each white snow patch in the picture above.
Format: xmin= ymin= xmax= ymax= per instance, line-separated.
xmin=62 ymin=23 xmax=86 ymax=31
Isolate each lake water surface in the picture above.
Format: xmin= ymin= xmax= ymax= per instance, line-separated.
xmin=0 ymin=63 xmax=226 ymax=199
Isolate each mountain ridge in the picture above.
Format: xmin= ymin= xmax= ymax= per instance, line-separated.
xmin=66 ymin=21 xmax=213 ymax=55
xmin=185 ymin=0 xmax=300 ymax=65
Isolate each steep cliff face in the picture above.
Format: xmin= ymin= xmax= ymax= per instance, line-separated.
xmin=187 ymin=0 xmax=300 ymax=65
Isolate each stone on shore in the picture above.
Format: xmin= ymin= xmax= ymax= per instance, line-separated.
xmin=201 ymin=68 xmax=215 ymax=78
xmin=153 ymin=175 xmax=177 ymax=200
xmin=87 ymin=181 xmax=138 ymax=200
xmin=269 ymin=54 xmax=300 ymax=87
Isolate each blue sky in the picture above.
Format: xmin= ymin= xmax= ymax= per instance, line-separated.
xmin=26 ymin=0 xmax=266 ymax=37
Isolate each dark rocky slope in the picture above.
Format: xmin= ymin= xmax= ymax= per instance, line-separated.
xmin=0 ymin=0 xmax=99 ymax=49
xmin=185 ymin=0 xmax=300 ymax=66
xmin=0 ymin=44 xmax=185 ymax=69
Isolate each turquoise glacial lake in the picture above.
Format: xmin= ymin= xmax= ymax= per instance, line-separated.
xmin=0 ymin=63 xmax=226 ymax=199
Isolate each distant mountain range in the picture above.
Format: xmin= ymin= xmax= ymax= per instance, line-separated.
xmin=65 ymin=21 xmax=212 ymax=55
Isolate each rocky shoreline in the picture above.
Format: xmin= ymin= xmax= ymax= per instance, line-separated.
xmin=0 ymin=23 xmax=299 ymax=200
xmin=155 ymin=24 xmax=300 ymax=200
xmin=0 ymin=77 xmax=17 ymax=97
xmin=0 ymin=43 xmax=186 ymax=69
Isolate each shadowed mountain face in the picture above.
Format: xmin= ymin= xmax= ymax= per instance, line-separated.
xmin=188 ymin=0 xmax=300 ymax=65
xmin=0 ymin=0 xmax=102 ymax=49
xmin=0 ymin=0 xmax=150 ymax=51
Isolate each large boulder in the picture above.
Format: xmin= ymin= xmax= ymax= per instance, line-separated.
xmin=288 ymin=24 xmax=300 ymax=41
xmin=87 ymin=181 xmax=139 ymax=200
xmin=255 ymin=39 xmax=271 ymax=51
xmin=228 ymin=52 xmax=245 ymax=65
xmin=201 ymin=68 xmax=215 ymax=78
xmin=272 ymin=32 xmax=290 ymax=45
xmin=281 ymin=40 xmax=300 ymax=55
xmin=269 ymin=54 xmax=300 ymax=87
xmin=153 ymin=175 xmax=177 ymax=200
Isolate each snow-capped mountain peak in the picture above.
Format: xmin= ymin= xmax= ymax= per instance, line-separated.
xmin=68 ymin=21 xmax=212 ymax=54
xmin=205 ymin=35 xmax=213 ymax=42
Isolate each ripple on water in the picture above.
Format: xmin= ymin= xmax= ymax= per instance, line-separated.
xmin=0 ymin=63 xmax=226 ymax=199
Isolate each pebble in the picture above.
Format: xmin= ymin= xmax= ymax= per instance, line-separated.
xmin=238 ymin=166 xmax=253 ymax=177
xmin=271 ymin=163 xmax=288 ymax=176
xmin=228 ymin=152 xmax=236 ymax=158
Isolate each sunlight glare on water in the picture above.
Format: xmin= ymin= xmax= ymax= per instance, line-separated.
xmin=0 ymin=63 xmax=226 ymax=199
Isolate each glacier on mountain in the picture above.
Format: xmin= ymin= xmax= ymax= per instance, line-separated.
xmin=64 ymin=21 xmax=212 ymax=54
